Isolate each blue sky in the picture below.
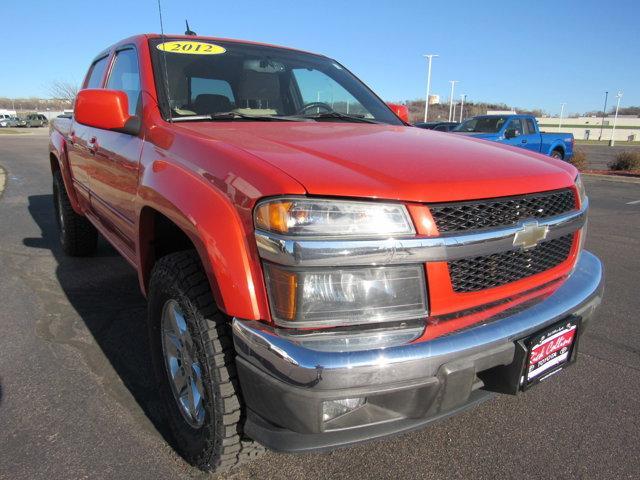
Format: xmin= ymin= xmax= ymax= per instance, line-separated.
xmin=1 ymin=0 xmax=638 ymax=115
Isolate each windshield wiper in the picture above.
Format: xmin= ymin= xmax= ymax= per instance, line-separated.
xmin=171 ymin=111 xmax=309 ymax=122
xmin=297 ymin=111 xmax=381 ymax=124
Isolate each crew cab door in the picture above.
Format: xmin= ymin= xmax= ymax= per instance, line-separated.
xmin=86 ymin=47 xmax=144 ymax=257
xmin=68 ymin=55 xmax=110 ymax=207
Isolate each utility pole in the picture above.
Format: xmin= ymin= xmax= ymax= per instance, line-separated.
xmin=448 ymin=80 xmax=458 ymax=122
xmin=610 ymin=91 xmax=623 ymax=146
xmin=459 ymin=94 xmax=467 ymax=122
xmin=558 ymin=103 xmax=566 ymax=131
xmin=423 ymin=54 xmax=438 ymax=122
xmin=598 ymin=91 xmax=608 ymax=141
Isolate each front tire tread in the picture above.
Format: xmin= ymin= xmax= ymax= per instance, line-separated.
xmin=148 ymin=250 xmax=265 ymax=472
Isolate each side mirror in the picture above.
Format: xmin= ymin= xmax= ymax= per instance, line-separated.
xmin=75 ymin=89 xmax=140 ymax=135
xmin=504 ymin=129 xmax=516 ymax=139
xmin=387 ymin=103 xmax=410 ymax=123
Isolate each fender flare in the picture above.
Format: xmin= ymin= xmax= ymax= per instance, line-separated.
xmin=50 ymin=129 xmax=83 ymax=214
xmin=547 ymin=141 xmax=565 ymax=157
xmin=137 ymin=159 xmax=269 ymax=321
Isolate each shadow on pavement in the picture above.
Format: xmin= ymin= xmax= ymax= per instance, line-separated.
xmin=24 ymin=194 xmax=174 ymax=448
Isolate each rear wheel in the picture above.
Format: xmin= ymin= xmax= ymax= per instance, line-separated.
xmin=53 ymin=171 xmax=98 ymax=256
xmin=551 ymin=149 xmax=564 ymax=160
xmin=147 ymin=250 xmax=265 ymax=472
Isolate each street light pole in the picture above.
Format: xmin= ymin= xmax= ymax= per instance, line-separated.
xmin=448 ymin=80 xmax=458 ymax=122
xmin=558 ymin=103 xmax=566 ymax=131
xmin=423 ymin=54 xmax=438 ymax=122
xmin=598 ymin=91 xmax=608 ymax=141
xmin=610 ymin=91 xmax=623 ymax=146
xmin=459 ymin=94 xmax=467 ymax=122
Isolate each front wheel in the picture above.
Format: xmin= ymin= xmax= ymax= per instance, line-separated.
xmin=147 ymin=251 xmax=265 ymax=472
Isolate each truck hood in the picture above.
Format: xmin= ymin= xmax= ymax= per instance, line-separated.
xmin=176 ymin=122 xmax=576 ymax=203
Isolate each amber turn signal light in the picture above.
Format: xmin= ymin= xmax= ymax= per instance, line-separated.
xmin=254 ymin=201 xmax=294 ymax=234
xmin=263 ymin=264 xmax=298 ymax=321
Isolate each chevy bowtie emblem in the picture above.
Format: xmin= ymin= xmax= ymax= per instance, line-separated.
xmin=513 ymin=221 xmax=549 ymax=250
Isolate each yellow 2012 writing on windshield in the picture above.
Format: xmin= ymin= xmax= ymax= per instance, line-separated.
xmin=156 ymin=41 xmax=226 ymax=55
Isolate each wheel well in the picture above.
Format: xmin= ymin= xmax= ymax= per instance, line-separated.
xmin=139 ymin=207 xmax=200 ymax=292
xmin=552 ymin=147 xmax=565 ymax=158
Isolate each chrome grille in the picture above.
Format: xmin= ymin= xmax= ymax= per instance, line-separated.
xmin=429 ymin=189 xmax=576 ymax=233
xmin=448 ymin=234 xmax=574 ymax=292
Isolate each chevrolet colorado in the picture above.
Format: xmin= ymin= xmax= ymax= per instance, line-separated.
xmin=49 ymin=34 xmax=603 ymax=472
xmin=454 ymin=114 xmax=575 ymax=160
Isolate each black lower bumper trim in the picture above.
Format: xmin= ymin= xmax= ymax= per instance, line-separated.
xmin=245 ymin=390 xmax=494 ymax=453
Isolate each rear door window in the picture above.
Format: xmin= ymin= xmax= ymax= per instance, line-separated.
xmin=85 ymin=56 xmax=109 ymax=89
xmin=190 ymin=78 xmax=234 ymax=103
xmin=189 ymin=77 xmax=235 ymax=114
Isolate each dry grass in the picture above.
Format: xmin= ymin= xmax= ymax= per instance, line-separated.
xmin=609 ymin=151 xmax=640 ymax=171
xmin=569 ymin=148 xmax=587 ymax=171
xmin=0 ymin=128 xmax=28 ymax=135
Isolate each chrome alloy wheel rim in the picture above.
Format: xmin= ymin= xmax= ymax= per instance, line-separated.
xmin=161 ymin=300 xmax=206 ymax=428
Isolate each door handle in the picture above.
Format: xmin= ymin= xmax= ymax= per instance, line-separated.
xmin=88 ymin=136 xmax=97 ymax=154
xmin=521 ymin=139 xmax=527 ymax=144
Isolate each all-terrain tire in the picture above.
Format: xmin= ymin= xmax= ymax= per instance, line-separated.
xmin=53 ymin=171 xmax=98 ymax=256
xmin=147 ymin=250 xmax=265 ymax=472
xmin=551 ymin=149 xmax=564 ymax=160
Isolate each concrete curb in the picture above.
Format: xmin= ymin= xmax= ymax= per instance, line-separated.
xmin=583 ymin=173 xmax=640 ymax=185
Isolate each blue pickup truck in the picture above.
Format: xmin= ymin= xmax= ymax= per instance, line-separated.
xmin=453 ymin=114 xmax=574 ymax=160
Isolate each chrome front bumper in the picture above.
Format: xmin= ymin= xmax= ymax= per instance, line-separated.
xmin=232 ymin=251 xmax=603 ymax=451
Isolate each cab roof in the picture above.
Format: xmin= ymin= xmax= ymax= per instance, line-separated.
xmin=96 ymin=33 xmax=326 ymax=60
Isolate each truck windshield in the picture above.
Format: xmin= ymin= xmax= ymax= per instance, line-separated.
xmin=455 ymin=116 xmax=509 ymax=133
xmin=148 ymin=38 xmax=402 ymax=124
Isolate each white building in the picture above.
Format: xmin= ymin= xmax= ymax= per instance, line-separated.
xmin=487 ymin=110 xmax=517 ymax=115
xmin=536 ymin=115 xmax=640 ymax=142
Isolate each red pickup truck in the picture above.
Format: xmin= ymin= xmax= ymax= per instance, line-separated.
xmin=49 ymin=34 xmax=603 ymax=472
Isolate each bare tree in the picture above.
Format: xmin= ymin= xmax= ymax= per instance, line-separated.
xmin=48 ymin=81 xmax=79 ymax=103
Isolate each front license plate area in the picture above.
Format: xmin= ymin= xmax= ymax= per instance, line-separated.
xmin=522 ymin=318 xmax=579 ymax=390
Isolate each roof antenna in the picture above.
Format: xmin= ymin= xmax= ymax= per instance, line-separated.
xmin=156 ymin=0 xmax=173 ymax=123
xmin=185 ymin=20 xmax=197 ymax=36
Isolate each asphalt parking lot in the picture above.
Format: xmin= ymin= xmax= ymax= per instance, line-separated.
xmin=0 ymin=132 xmax=639 ymax=479
xmin=579 ymin=143 xmax=640 ymax=170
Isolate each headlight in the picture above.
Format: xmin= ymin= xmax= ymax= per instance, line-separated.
xmin=254 ymin=198 xmax=414 ymax=237
xmin=263 ymin=263 xmax=428 ymax=327
xmin=575 ymin=174 xmax=587 ymax=207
